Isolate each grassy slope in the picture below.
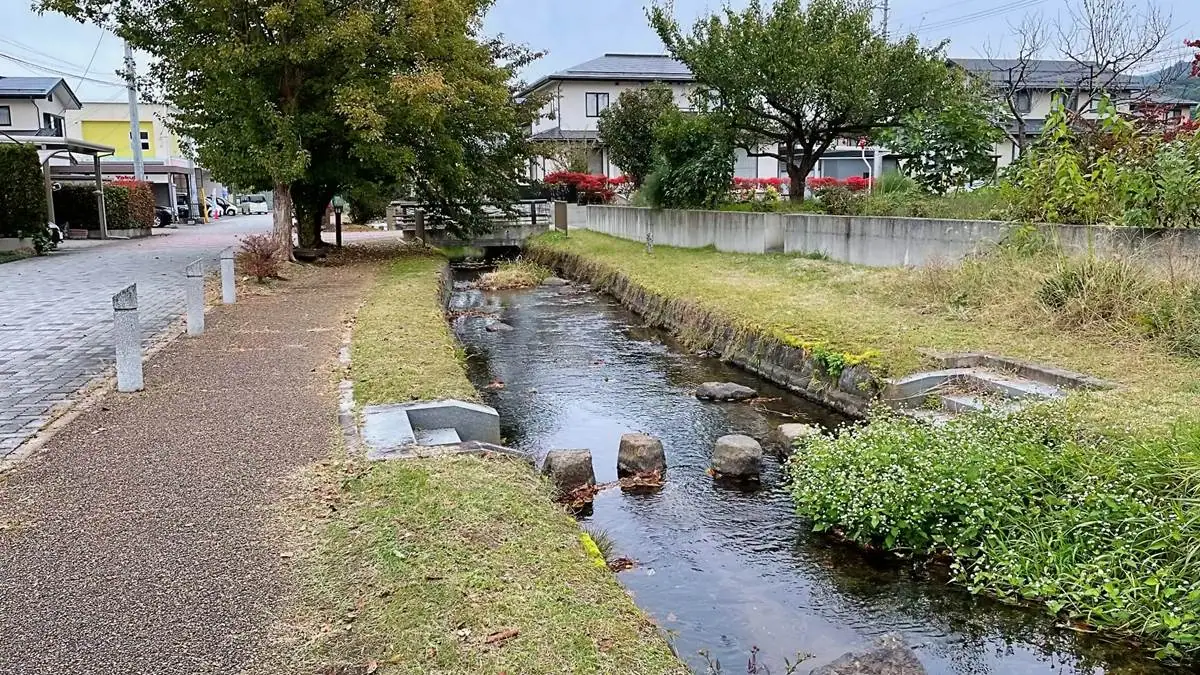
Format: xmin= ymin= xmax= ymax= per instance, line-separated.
xmin=532 ymin=230 xmax=1200 ymax=436
xmin=298 ymin=252 xmax=685 ymax=674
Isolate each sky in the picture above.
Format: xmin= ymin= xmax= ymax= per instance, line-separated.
xmin=3 ymin=0 xmax=1198 ymax=102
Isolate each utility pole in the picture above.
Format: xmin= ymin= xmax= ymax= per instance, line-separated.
xmin=124 ymin=39 xmax=146 ymax=181
xmin=881 ymin=0 xmax=890 ymax=40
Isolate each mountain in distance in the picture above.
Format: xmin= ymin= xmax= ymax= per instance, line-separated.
xmin=1137 ymin=60 xmax=1200 ymax=101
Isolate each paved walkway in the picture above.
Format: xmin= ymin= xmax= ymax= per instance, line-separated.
xmin=0 ymin=258 xmax=372 ymax=673
xmin=0 ymin=216 xmax=272 ymax=459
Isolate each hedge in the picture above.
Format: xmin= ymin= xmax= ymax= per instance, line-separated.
xmin=0 ymin=144 xmax=48 ymax=240
xmin=54 ymin=181 xmax=156 ymax=231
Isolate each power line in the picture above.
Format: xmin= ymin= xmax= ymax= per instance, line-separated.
xmin=0 ymin=51 xmax=123 ymax=87
xmin=77 ymin=33 xmax=105 ymax=91
xmin=915 ymin=0 xmax=1048 ymax=35
xmin=0 ymin=36 xmax=87 ymax=71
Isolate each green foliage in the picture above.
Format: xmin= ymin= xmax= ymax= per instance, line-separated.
xmin=0 ymin=144 xmax=49 ymax=243
xmin=1004 ymin=97 xmax=1200 ymax=227
xmin=813 ymin=185 xmax=865 ymax=215
xmin=874 ymin=170 xmax=919 ymax=195
xmin=877 ymin=71 xmax=1005 ymax=194
xmin=791 ymin=410 xmax=1200 ymax=661
xmin=649 ymin=0 xmax=952 ymax=200
xmin=597 ymin=85 xmax=677 ymax=186
xmin=1037 ymin=257 xmax=1150 ymax=327
xmin=539 ymin=141 xmax=593 ymax=174
xmin=647 ymin=111 xmax=735 ymax=209
xmin=53 ymin=183 xmax=151 ymax=232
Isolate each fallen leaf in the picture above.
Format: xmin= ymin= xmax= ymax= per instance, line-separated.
xmin=484 ymin=628 xmax=520 ymax=646
xmin=607 ymin=557 xmax=636 ymax=573
xmin=365 ymin=661 xmax=379 ymax=674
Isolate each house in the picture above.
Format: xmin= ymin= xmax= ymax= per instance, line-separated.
xmin=950 ymin=58 xmax=1141 ymax=167
xmin=1130 ymin=95 xmax=1197 ymax=124
xmin=519 ymin=53 xmax=893 ymax=183
xmin=58 ymin=102 xmax=224 ymax=215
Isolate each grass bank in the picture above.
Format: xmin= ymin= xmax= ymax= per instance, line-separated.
xmin=528 ymin=230 xmax=1200 ymax=661
xmin=293 ymin=250 xmax=685 ymax=674
xmin=529 ymin=230 xmax=1200 ymax=436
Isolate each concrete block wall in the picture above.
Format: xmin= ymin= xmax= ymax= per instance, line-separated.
xmin=584 ymin=206 xmax=1200 ymax=269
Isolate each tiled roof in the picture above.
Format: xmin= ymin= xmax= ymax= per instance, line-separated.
xmin=519 ymin=54 xmax=692 ymax=96
xmin=950 ymin=58 xmax=1139 ymax=90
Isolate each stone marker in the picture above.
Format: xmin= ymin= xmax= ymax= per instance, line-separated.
xmin=541 ymin=276 xmax=569 ymax=287
xmin=695 ymin=382 xmax=758 ymax=402
xmin=711 ymin=434 xmax=762 ymax=480
xmin=219 ymin=247 xmax=236 ymax=304
xmin=617 ymin=433 xmax=666 ymax=477
xmin=112 ymin=284 xmax=143 ymax=393
xmin=485 ymin=321 xmax=515 ymax=332
xmin=542 ymin=450 xmax=596 ymax=494
xmin=553 ymin=200 xmax=568 ymax=232
xmin=185 ymin=259 xmax=204 ymax=336
xmin=768 ymin=423 xmax=823 ymax=456
xmin=414 ymin=209 xmax=426 ymax=243
xmin=810 ymin=633 xmax=926 ymax=675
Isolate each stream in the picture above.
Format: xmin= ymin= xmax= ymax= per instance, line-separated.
xmin=449 ymin=267 xmax=1168 ymax=675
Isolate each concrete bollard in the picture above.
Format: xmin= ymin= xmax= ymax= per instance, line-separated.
xmin=553 ymin=200 xmax=568 ymax=233
xmin=185 ymin=259 xmax=205 ymax=336
xmin=385 ymin=205 xmax=396 ymax=231
xmin=112 ymin=284 xmax=144 ymax=393
xmin=414 ymin=209 xmax=426 ymax=244
xmin=219 ymin=247 xmax=236 ymax=304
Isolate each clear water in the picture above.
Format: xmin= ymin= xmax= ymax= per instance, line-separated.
xmin=450 ymin=272 xmax=1169 ymax=674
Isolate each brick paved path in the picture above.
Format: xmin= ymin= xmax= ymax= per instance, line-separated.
xmin=0 ymin=216 xmax=271 ymax=459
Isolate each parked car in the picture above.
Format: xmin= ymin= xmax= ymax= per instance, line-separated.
xmin=154 ymin=205 xmax=174 ymax=228
xmin=239 ymin=194 xmax=269 ymax=215
xmin=214 ymin=196 xmax=237 ymax=217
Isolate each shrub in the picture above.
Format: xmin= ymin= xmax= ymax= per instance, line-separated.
xmin=874 ymin=170 xmax=919 ymax=195
xmin=0 ymin=144 xmax=49 ymax=245
xmin=813 ymin=185 xmax=865 ymax=215
xmin=53 ymin=182 xmax=154 ymax=232
xmin=648 ymin=110 xmax=735 ymax=209
xmin=544 ymin=172 xmax=614 ymax=204
xmin=110 ymin=178 xmax=155 ymax=229
xmin=237 ymin=233 xmax=282 ymax=281
xmin=791 ymin=409 xmax=1200 ymax=660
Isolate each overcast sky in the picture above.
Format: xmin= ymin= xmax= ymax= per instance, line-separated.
xmin=3 ymin=0 xmax=1197 ymax=101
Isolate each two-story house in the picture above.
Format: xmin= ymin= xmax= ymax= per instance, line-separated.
xmin=0 ymin=76 xmax=78 ymax=136
xmin=520 ymin=53 xmax=893 ymax=184
xmin=950 ymin=58 xmax=1141 ymax=167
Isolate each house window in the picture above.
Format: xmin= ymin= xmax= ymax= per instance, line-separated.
xmin=1051 ymin=90 xmax=1078 ymax=112
xmin=0 ymin=106 xmax=10 ymax=126
xmin=585 ymin=92 xmax=609 ymax=118
xmin=1015 ymin=90 xmax=1032 ymax=115
xmin=130 ymin=129 xmax=150 ymax=151
xmin=42 ymin=113 xmax=64 ymax=135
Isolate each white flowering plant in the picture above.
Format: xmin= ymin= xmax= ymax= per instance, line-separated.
xmin=790 ymin=408 xmax=1200 ymax=662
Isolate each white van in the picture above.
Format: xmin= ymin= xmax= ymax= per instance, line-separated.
xmin=239 ymin=195 xmax=269 ymax=215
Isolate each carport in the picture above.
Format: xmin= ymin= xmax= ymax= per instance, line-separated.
xmin=2 ymin=135 xmax=116 ymax=239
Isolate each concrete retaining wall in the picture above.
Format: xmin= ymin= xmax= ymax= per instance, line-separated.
xmin=0 ymin=238 xmax=33 ymax=253
xmin=583 ymin=206 xmax=1200 ymax=268
xmin=586 ymin=206 xmax=784 ymax=254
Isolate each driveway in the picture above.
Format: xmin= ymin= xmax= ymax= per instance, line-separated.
xmin=0 ymin=215 xmax=272 ymax=461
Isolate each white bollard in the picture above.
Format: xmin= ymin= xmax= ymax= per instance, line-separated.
xmin=112 ymin=284 xmax=144 ymax=393
xmin=220 ymin=247 xmax=236 ymax=304
xmin=186 ymin=259 xmax=205 ymax=336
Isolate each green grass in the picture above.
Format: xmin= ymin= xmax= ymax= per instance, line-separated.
xmin=530 ymin=230 xmax=1200 ymax=436
xmin=0 ymin=250 xmax=33 ymax=264
xmin=351 ymin=253 xmax=477 ymax=404
xmin=297 ymin=455 xmax=685 ymax=674
xmin=293 ymin=247 xmax=685 ymax=674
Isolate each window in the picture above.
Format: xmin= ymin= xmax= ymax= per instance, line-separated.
xmin=0 ymin=106 xmax=10 ymax=126
xmin=1014 ymin=90 xmax=1032 ymax=115
xmin=1051 ymin=90 xmax=1078 ymax=112
xmin=585 ymin=92 xmax=609 ymax=118
xmin=42 ymin=113 xmax=64 ymax=136
xmin=130 ymin=129 xmax=150 ymax=151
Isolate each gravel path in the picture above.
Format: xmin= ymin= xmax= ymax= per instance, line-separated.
xmin=0 ymin=261 xmax=371 ymax=673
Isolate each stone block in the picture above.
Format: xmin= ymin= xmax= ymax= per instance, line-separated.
xmin=542 ymin=449 xmax=596 ymax=494
xmin=617 ymin=433 xmax=666 ymax=477
xmin=695 ymin=382 xmax=757 ymax=402
xmin=768 ymin=423 xmax=822 ymax=456
xmin=711 ymin=434 xmax=762 ymax=480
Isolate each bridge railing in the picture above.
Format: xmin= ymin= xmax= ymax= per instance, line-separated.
xmin=389 ymin=199 xmax=553 ymax=230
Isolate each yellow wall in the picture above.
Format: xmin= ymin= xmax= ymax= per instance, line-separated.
xmin=80 ymin=120 xmax=156 ymax=159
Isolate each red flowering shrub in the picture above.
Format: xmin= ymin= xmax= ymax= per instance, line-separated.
xmin=544 ymin=172 xmax=615 ymax=203
xmin=805 ymin=176 xmax=871 ymax=192
xmin=110 ymin=178 xmax=156 ymax=228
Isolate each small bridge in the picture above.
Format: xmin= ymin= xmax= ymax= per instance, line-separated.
xmin=388 ymin=199 xmax=559 ymax=251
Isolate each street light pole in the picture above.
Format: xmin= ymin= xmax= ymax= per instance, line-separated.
xmin=124 ymin=39 xmax=146 ymax=182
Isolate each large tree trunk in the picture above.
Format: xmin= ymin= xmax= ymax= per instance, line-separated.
xmin=786 ymin=152 xmax=821 ymax=203
xmin=291 ymin=181 xmax=335 ymax=249
xmin=272 ymin=182 xmax=294 ymax=261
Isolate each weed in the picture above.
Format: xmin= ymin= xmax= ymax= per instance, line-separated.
xmin=477 ymin=259 xmax=551 ymax=290
xmin=237 ymin=233 xmax=282 ymax=281
xmin=581 ymin=525 xmax=617 ymax=560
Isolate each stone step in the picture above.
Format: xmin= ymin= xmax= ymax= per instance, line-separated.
xmin=940 ymin=393 xmax=1025 ymax=415
xmin=415 ymin=427 xmax=463 ymax=446
xmin=361 ymin=404 xmax=417 ymax=451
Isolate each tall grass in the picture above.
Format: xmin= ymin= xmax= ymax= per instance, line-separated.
xmin=791 ymin=409 xmax=1200 ymax=661
xmin=477 ymin=258 xmax=551 ymax=290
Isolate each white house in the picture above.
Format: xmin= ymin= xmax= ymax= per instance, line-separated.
xmin=519 ymin=53 xmax=894 ymax=183
xmin=950 ymin=58 xmax=1141 ymax=167
xmin=0 ymin=76 xmax=76 ymax=136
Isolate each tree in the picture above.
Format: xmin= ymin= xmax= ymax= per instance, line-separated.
xmin=597 ymin=85 xmax=676 ymax=186
xmin=44 ymin=0 xmax=539 ymax=256
xmin=643 ymin=110 xmax=735 ymax=209
xmin=648 ymin=0 xmax=949 ymax=202
xmin=878 ymin=71 xmax=1006 ymax=194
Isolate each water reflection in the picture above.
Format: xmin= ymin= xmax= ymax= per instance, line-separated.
xmin=450 ymin=272 xmax=1168 ymax=675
